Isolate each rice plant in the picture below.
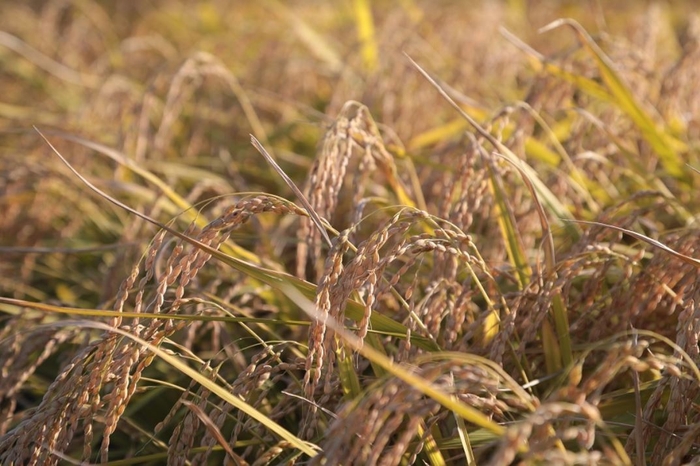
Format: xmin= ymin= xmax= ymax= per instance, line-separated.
xmin=1 ymin=1 xmax=700 ymax=464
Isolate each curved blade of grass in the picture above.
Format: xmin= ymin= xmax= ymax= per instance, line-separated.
xmin=496 ymin=152 xmax=573 ymax=368
xmin=500 ymin=26 xmax=613 ymax=103
xmin=33 ymin=128 xmax=440 ymax=351
xmin=180 ymin=400 xmax=243 ymax=464
xmin=251 ymin=135 xmax=332 ymax=247
xmin=406 ymin=54 xmax=580 ymax=240
xmin=3 ymin=261 xmax=438 ymax=350
xmin=539 ymin=19 xmax=688 ymax=179
xmin=414 ymin=352 xmax=537 ymax=410
xmin=0 ymin=242 xmax=437 ymax=352
xmin=0 ymin=297 xmax=307 ymax=328
xmin=45 ymin=320 xmax=319 ymax=457
xmin=569 ymin=219 xmax=700 ymax=269
xmin=38 ymin=129 xmax=261 ymax=264
xmin=479 ymin=143 xmax=531 ymax=290
xmin=280 ymin=284 xmax=510 ymax=438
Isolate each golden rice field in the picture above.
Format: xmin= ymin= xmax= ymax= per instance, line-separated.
xmin=1 ymin=1 xmax=700 ymax=464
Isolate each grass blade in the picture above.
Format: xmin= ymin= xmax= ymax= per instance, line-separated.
xmin=406 ymin=54 xmax=581 ymax=240
xmin=251 ymin=135 xmax=332 ymax=247
xmin=539 ymin=19 xmax=688 ymax=180
xmin=281 ymin=284 xmax=511 ymax=437
xmin=44 ymin=320 xmax=319 ymax=457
